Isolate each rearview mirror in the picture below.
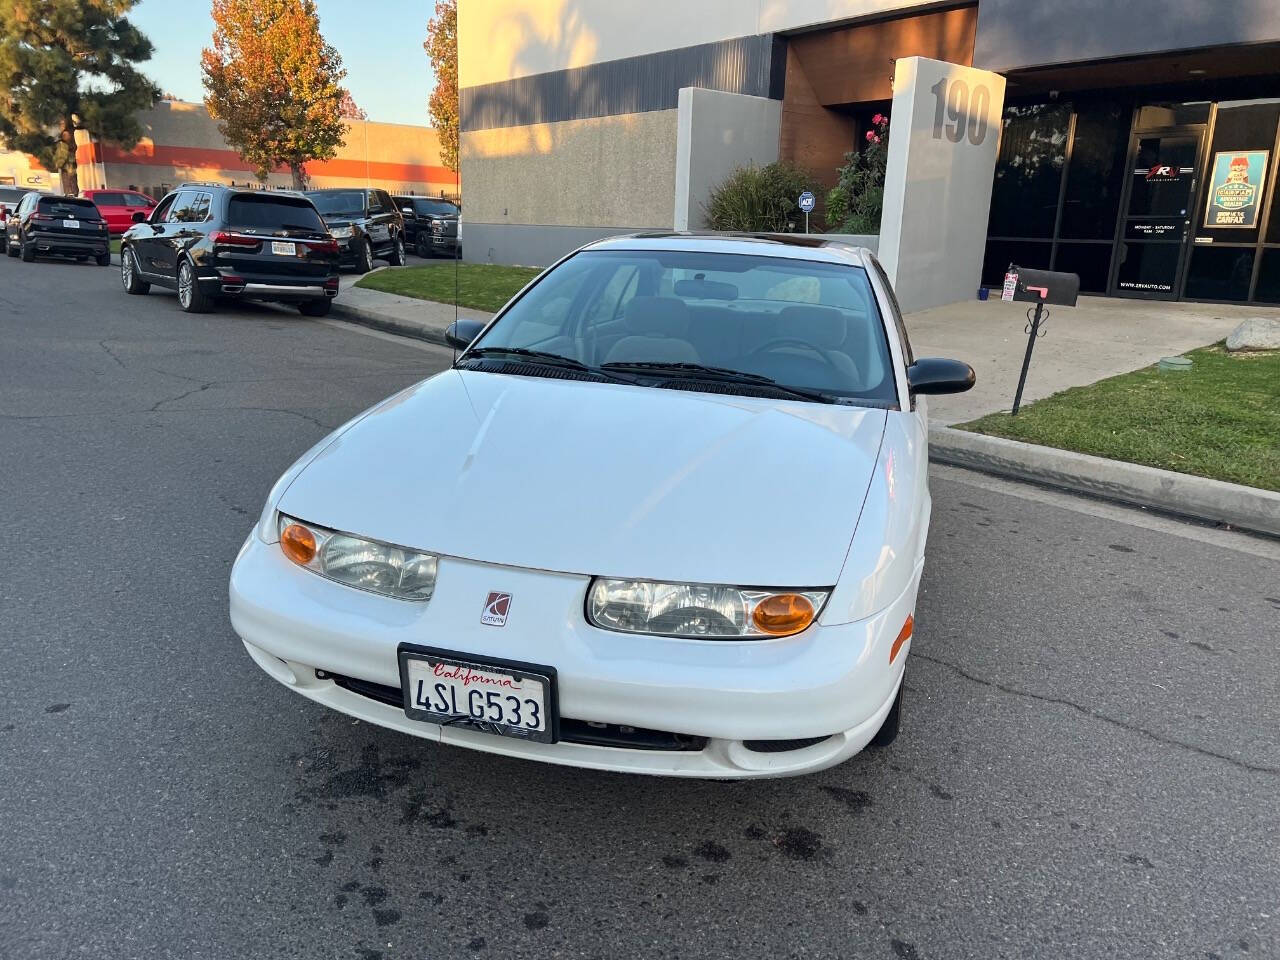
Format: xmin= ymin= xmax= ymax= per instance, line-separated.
xmin=131 ymin=211 xmax=148 ymax=223
xmin=445 ymin=317 xmax=487 ymax=350
xmin=906 ymin=358 xmax=976 ymax=395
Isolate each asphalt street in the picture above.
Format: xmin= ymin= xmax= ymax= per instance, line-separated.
xmin=2 ymin=252 xmax=1277 ymax=960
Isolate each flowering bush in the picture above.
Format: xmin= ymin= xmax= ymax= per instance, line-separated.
xmin=826 ymin=113 xmax=889 ymax=234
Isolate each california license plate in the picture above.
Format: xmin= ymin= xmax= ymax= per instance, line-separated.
xmin=63 ymin=219 xmax=80 ymax=228
xmin=398 ymin=645 xmax=557 ymax=743
xmin=271 ymin=241 xmax=296 ymax=256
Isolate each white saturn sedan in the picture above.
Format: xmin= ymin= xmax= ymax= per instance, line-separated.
xmin=229 ymin=233 xmax=974 ymax=779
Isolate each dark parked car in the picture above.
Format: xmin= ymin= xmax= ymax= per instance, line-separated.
xmin=119 ymin=183 xmax=340 ymax=315
xmin=6 ymin=193 xmax=110 ymax=265
xmin=393 ymin=195 xmax=460 ymax=258
xmin=303 ymin=187 xmax=405 ymax=273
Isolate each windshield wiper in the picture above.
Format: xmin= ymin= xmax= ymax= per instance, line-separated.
xmin=461 ymin=346 xmax=593 ymax=371
xmin=460 ymin=347 xmax=650 ymax=385
xmin=600 ymin=360 xmax=838 ymax=404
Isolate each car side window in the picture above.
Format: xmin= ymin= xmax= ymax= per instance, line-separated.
xmin=377 ymin=191 xmax=396 ymax=214
xmin=94 ymin=192 xmax=126 ymax=206
xmin=364 ymin=191 xmax=380 ymax=214
xmin=169 ymin=192 xmax=200 ymax=222
xmin=870 ymin=257 xmax=914 ymax=365
xmin=150 ymin=193 xmax=178 ymax=223
xmin=184 ymin=192 xmax=212 ymax=222
xmin=125 ymin=193 xmax=153 ymax=208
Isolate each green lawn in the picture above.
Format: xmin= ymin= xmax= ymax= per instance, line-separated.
xmin=355 ymin=264 xmax=542 ymax=313
xmin=956 ymin=344 xmax=1280 ymax=491
xmin=110 ymin=238 xmax=120 ymax=254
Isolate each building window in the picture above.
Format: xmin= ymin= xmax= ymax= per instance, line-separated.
xmin=1183 ymin=247 xmax=1256 ymax=301
xmin=1059 ymin=102 xmax=1129 ymax=241
xmin=1052 ymin=242 xmax=1113 ymax=294
xmin=987 ymin=103 xmax=1071 ymax=239
xmin=1254 ymin=248 xmax=1280 ymax=303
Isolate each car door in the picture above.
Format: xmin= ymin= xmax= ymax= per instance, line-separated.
xmin=133 ymin=192 xmax=179 ymax=277
xmin=90 ymin=192 xmax=127 ymax=234
xmin=364 ymin=190 xmax=392 ymax=253
xmin=152 ymin=191 xmax=199 ymax=277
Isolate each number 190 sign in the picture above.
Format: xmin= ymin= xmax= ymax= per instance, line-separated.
xmin=930 ymin=77 xmax=991 ymax=146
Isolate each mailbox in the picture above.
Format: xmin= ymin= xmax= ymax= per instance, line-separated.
xmin=1002 ymin=265 xmax=1079 ymax=307
xmin=999 ymin=265 xmax=1080 ymax=414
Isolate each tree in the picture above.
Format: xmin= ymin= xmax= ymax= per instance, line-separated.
xmin=424 ymin=0 xmax=457 ymax=173
xmin=202 ymin=0 xmax=348 ymax=189
xmin=337 ymin=90 xmax=365 ymax=121
xmin=0 ymin=0 xmax=160 ymax=194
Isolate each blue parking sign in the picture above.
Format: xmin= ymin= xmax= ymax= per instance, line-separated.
xmin=798 ymin=191 xmax=816 ymax=213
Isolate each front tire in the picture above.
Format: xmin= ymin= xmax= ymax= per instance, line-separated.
xmin=388 ymin=233 xmax=406 ymax=266
xmin=121 ymin=248 xmax=150 ymax=294
xmin=867 ymin=682 xmax=903 ymax=749
xmin=96 ymin=251 xmax=111 ymax=267
xmin=177 ymin=259 xmax=211 ymax=313
xmin=20 ymin=235 xmax=34 ymax=262
xmin=355 ymin=238 xmax=374 ymax=274
xmin=298 ymin=299 xmax=332 ymax=317
xmin=5 ymin=237 xmax=17 ymax=258
xmin=415 ymin=234 xmax=432 ymax=258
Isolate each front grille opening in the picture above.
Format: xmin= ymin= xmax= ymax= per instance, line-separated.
xmin=325 ymin=672 xmax=708 ymax=752
xmin=742 ymin=736 xmax=832 ymax=753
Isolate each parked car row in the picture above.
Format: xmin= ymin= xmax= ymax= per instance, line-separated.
xmin=2 ymin=181 xmax=460 ymax=316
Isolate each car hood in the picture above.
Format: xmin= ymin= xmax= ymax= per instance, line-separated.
xmin=277 ymin=371 xmax=888 ymax=586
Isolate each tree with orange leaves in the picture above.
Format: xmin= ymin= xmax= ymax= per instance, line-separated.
xmin=201 ymin=0 xmax=348 ymax=189
xmin=424 ymin=0 xmax=457 ymax=173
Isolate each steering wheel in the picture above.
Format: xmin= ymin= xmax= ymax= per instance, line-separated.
xmin=745 ymin=337 xmax=834 ymax=364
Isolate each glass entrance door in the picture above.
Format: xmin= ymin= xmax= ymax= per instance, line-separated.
xmin=1111 ymin=130 xmax=1205 ymax=299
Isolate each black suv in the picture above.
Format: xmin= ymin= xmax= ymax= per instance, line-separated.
xmin=6 ymin=193 xmax=110 ymax=265
xmin=119 ymin=184 xmax=340 ymax=315
xmin=393 ymin=195 xmax=460 ymax=258
xmin=303 ymin=187 xmax=405 ymax=273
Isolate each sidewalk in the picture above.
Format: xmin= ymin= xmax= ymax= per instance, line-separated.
xmin=332 ymin=272 xmax=490 ymax=344
xmin=907 ymin=295 xmax=1266 ymax=424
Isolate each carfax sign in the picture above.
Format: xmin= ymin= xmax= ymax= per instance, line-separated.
xmin=1203 ymin=150 xmax=1269 ymax=228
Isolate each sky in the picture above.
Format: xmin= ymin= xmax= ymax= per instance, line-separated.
xmin=128 ymin=0 xmax=439 ymax=126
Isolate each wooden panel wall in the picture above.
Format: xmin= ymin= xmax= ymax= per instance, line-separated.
xmin=779 ymin=45 xmax=855 ymax=190
xmin=790 ymin=5 xmax=978 ymax=107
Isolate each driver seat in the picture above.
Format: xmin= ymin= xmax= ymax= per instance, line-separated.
xmin=776 ymin=305 xmax=859 ymax=384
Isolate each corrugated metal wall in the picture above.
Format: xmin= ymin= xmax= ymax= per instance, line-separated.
xmin=461 ymin=34 xmax=785 ymax=132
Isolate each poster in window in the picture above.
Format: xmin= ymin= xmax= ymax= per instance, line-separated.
xmin=1203 ymin=150 xmax=1269 ymax=228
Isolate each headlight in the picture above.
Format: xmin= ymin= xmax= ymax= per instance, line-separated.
xmin=330 ymin=226 xmax=354 ymax=239
xmin=586 ymin=578 xmax=828 ymax=639
xmin=278 ymin=515 xmax=437 ymax=601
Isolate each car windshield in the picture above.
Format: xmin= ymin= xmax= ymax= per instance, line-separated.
xmin=38 ymin=197 xmax=100 ymax=219
xmin=470 ymin=248 xmax=896 ymax=403
xmin=305 ymin=190 xmax=365 ymax=217
xmin=226 ymin=194 xmax=326 ymax=232
xmin=412 ymin=199 xmax=458 ymax=216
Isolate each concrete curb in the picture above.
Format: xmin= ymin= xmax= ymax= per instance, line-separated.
xmin=930 ymin=426 xmax=1280 ymax=538
xmin=329 ymin=300 xmax=452 ymax=347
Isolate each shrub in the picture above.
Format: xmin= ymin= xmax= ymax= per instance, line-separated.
xmin=826 ymin=113 xmax=889 ymax=234
xmin=704 ymin=161 xmax=823 ymax=233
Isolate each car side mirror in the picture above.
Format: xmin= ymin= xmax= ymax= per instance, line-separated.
xmin=906 ymin=358 xmax=976 ymax=395
xmin=445 ymin=318 xmax=487 ymax=350
xmin=401 ymin=207 xmax=413 ymax=214
xmin=131 ymin=211 xmax=148 ymax=223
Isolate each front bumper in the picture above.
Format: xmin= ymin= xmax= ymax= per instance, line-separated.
xmin=229 ymin=534 xmax=918 ymax=779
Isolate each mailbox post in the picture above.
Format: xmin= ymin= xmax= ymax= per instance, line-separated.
xmin=1001 ymin=265 xmax=1080 ymax=415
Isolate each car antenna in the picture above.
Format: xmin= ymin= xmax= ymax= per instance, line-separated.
xmin=452 ymin=212 xmax=460 ymax=365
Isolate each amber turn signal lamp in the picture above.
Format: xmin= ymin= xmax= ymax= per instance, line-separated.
xmin=752 ymin=593 xmax=816 ymax=636
xmin=889 ymin=614 xmax=914 ymax=663
xmin=280 ymin=523 xmax=317 ymax=565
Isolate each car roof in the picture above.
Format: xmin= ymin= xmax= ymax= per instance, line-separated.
xmin=579 ymin=232 xmax=874 ymax=267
